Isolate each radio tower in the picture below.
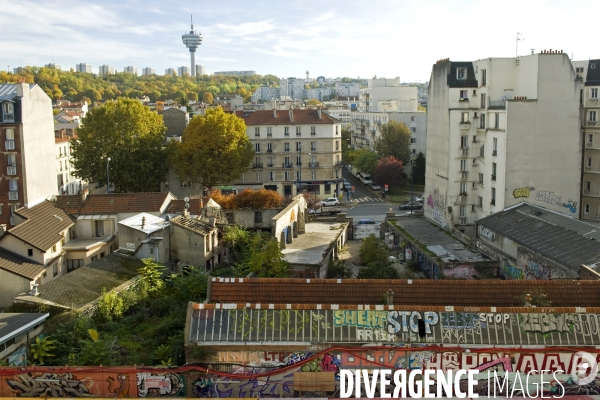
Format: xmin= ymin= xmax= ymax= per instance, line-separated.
xmin=182 ymin=15 xmax=202 ymax=77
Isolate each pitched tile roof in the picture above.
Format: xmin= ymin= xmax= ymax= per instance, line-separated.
xmin=235 ymin=109 xmax=338 ymax=125
xmin=208 ymin=278 xmax=600 ymax=307
xmin=477 ymin=203 xmax=600 ymax=272
xmin=166 ymin=198 xmax=208 ymax=214
xmin=10 ymin=201 xmax=74 ymax=251
xmin=170 ymin=215 xmax=213 ymax=235
xmin=54 ymin=192 xmax=172 ymax=215
xmin=0 ymin=248 xmax=45 ymax=280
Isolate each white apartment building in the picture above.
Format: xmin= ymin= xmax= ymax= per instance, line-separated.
xmin=124 ymin=66 xmax=138 ymax=75
xmin=178 ymin=66 xmax=190 ymax=77
xmin=235 ymin=109 xmax=343 ymax=198
xmin=98 ymin=65 xmax=114 ymax=76
xmin=425 ymin=54 xmax=581 ymax=234
xmin=55 ymin=133 xmax=83 ymax=195
xmin=305 ymin=87 xmax=332 ymax=101
xmin=389 ymin=111 xmax=427 ymax=158
xmin=359 ymin=78 xmax=418 ymax=112
xmin=575 ymin=58 xmax=600 ymax=221
xmin=45 ymin=63 xmax=60 ymax=70
xmin=75 ymin=63 xmax=92 ymax=73
xmin=251 ymin=86 xmax=281 ymax=102
xmin=214 ymin=71 xmax=256 ymax=76
xmin=165 ymin=68 xmax=177 ymax=77
xmin=280 ymin=78 xmax=305 ymax=100
xmin=335 ymin=83 xmax=360 ymax=97
xmin=142 ymin=67 xmax=155 ymax=76
xmin=323 ymin=107 xmax=352 ymax=128
xmin=196 ymin=65 xmax=205 ymax=76
xmin=351 ymin=112 xmax=389 ymax=150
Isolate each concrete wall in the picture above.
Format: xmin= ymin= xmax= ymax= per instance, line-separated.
xmin=271 ymin=195 xmax=307 ymax=247
xmin=118 ymin=224 xmax=170 ymax=264
xmin=226 ymin=209 xmax=281 ymax=230
xmin=0 ymin=268 xmax=34 ymax=308
xmin=170 ymin=224 xmax=221 ymax=269
xmin=161 ymin=107 xmax=188 ymax=141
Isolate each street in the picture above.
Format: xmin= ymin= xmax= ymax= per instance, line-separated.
xmin=342 ymin=170 xmax=393 ymax=221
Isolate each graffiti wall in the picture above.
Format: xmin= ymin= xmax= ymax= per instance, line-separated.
xmin=426 ymin=188 xmax=446 ymax=226
xmin=189 ymin=304 xmax=600 ymax=346
xmin=3 ymin=349 xmax=600 ymax=397
xmin=499 ymin=249 xmax=573 ymax=280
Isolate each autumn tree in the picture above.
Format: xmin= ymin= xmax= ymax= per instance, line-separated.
xmin=372 ymin=156 xmax=404 ymax=188
xmin=352 ymin=149 xmax=379 ymax=175
xmin=375 ymin=120 xmax=411 ymax=165
xmin=209 ymin=189 xmax=283 ymax=210
xmin=168 ymin=107 xmax=254 ymax=189
xmin=202 ymin=92 xmax=213 ymax=104
xmin=71 ymin=98 xmax=167 ymax=192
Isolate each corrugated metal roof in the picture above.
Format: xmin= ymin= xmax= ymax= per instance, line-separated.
xmin=0 ymin=313 xmax=49 ymax=344
xmin=0 ymin=83 xmax=35 ymax=101
xmin=118 ymin=212 xmax=169 ymax=234
xmin=170 ymin=215 xmax=213 ymax=235
xmin=477 ymin=203 xmax=600 ymax=270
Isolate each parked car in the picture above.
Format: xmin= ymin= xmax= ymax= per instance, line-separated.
xmin=344 ymin=182 xmax=352 ymax=191
xmin=416 ymin=195 xmax=424 ymax=203
xmin=369 ymin=182 xmax=382 ymax=191
xmin=398 ymin=200 xmax=423 ymax=210
xmin=357 ymin=218 xmax=377 ymax=225
xmin=322 ymin=197 xmax=340 ymax=206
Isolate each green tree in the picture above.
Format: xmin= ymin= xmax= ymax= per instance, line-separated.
xmin=375 ymin=120 xmax=411 ymax=165
xmin=30 ymin=336 xmax=57 ymax=365
xmin=169 ymin=107 xmax=254 ymax=189
xmin=202 ymin=92 xmax=213 ymax=104
xmin=137 ymin=258 xmax=166 ymax=294
xmin=341 ymin=127 xmax=352 ymax=163
xmin=245 ymin=232 xmax=288 ymax=277
xmin=353 ymin=149 xmax=379 ymax=175
xmin=358 ymin=235 xmax=389 ymax=265
xmin=357 ymin=262 xmax=399 ymax=279
xmin=71 ymin=98 xmax=167 ymax=192
xmin=413 ymin=152 xmax=426 ymax=185
xmin=96 ymin=288 xmax=124 ymax=322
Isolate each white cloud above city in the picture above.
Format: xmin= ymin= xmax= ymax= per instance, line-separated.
xmin=2 ymin=0 xmax=600 ymax=81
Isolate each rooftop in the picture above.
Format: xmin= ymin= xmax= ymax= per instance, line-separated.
xmin=10 ymin=201 xmax=74 ymax=251
xmin=281 ymin=222 xmax=346 ymax=266
xmin=208 ymin=278 xmax=600 ymax=307
xmin=477 ymin=203 xmax=600 ymax=272
xmin=118 ymin=212 xmax=169 ymax=235
xmin=585 ymin=59 xmax=600 ymax=86
xmin=235 ymin=109 xmax=338 ymax=125
xmin=166 ymin=198 xmax=208 ymax=215
xmin=54 ymin=192 xmax=173 ymax=215
xmin=170 ymin=215 xmax=214 ymax=235
xmin=0 ymin=313 xmax=49 ymax=345
xmin=0 ymin=83 xmax=35 ymax=102
xmin=0 ymin=248 xmax=45 ymax=280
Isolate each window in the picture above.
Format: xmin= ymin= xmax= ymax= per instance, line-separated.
xmin=478 ymin=196 xmax=483 ymax=208
xmin=461 ymin=112 xmax=469 ymax=123
xmin=480 ymin=145 xmax=485 ymax=158
xmin=460 ymin=159 xmax=467 ymax=171
xmin=311 ymin=141 xmax=317 ymax=151
xmin=460 ymin=182 xmax=467 ymax=193
xmin=492 ymin=163 xmax=497 ymax=180
xmin=335 ymin=141 xmax=339 ymax=151
xmin=494 ymin=113 xmax=500 ymax=128
xmin=460 ymin=136 xmax=468 ymax=148
xmin=493 ymin=138 xmax=498 ymax=155
xmin=284 ymin=156 xmax=291 ymax=166
xmin=589 ymin=134 xmax=594 ymax=144
xmin=480 ymin=93 xmax=486 ymax=109
xmin=295 ymin=171 xmax=300 ymax=181
xmin=411 ymin=127 xmax=416 ymax=133
xmin=254 ymin=127 xmax=260 ymax=137
xmin=592 ymin=88 xmax=598 ymax=99
xmin=459 ymin=205 xmax=466 ymax=217
xmin=267 ymin=142 xmax=273 ymax=152
xmin=296 ymin=156 xmax=302 ymax=166
xmin=255 ymin=142 xmax=260 ymax=152
xmin=410 ymin=138 xmax=416 ymax=144
xmin=311 ymin=170 xmax=317 ymax=180
xmin=411 ymin=116 xmax=416 ymax=122
xmin=267 ymin=156 xmax=273 ymax=167
xmin=311 ymin=126 xmax=316 ymax=135
xmin=284 ymin=127 xmax=290 ymax=136
xmin=255 ymin=171 xmax=261 ymax=181
xmin=241 ymin=173 xmax=246 ymax=182
xmin=296 ymin=142 xmax=302 ymax=151
xmin=7 ymin=154 xmax=16 ymax=166
xmin=457 ymin=67 xmax=467 ymax=80
xmin=586 ymin=181 xmax=591 ymax=190
xmin=3 ymin=102 xmax=14 ymax=119
xmin=6 ymin=128 xmax=14 ymax=140
xmin=585 ymin=204 xmax=590 ymax=214
xmin=284 ymin=171 xmax=290 ymax=181
xmin=590 ymin=111 xmax=597 ymax=122
xmin=91 ymin=255 xmax=98 ymax=262
xmin=478 ymin=173 xmax=484 ymax=184
xmin=28 ymin=248 xmax=33 ymax=257
xmin=254 ymin=211 xmax=263 ymax=224
xmin=267 ymin=127 xmax=272 ymax=136
xmin=67 ymin=259 xmax=84 ymax=271
xmin=269 ymin=171 xmax=275 ymax=181
xmin=254 ymin=156 xmax=261 ymax=166
xmin=52 ymin=244 xmax=57 ymax=252
xmin=459 ymin=90 xmax=468 ymax=99
xmin=481 ymin=69 xmax=486 ymax=86
xmin=8 ymin=179 xmax=18 ymax=191
xmin=491 ymin=188 xmax=496 ymax=205
xmin=324 ymin=184 xmax=331 ymax=194
xmin=284 ymin=142 xmax=290 ymax=152
xmin=411 ymin=149 xmax=416 ymax=155
xmin=588 ymin=158 xmax=593 ymax=168
xmin=53 ymin=263 xmax=58 ymax=277
xmin=296 ymin=126 xmax=301 ymax=136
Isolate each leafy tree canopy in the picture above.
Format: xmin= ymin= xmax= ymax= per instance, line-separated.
xmin=209 ymin=188 xmax=283 ymax=210
xmin=352 ymin=149 xmax=379 ymax=175
xmin=70 ymin=98 xmax=167 ymax=192
xmin=168 ymin=107 xmax=254 ymax=188
xmin=375 ymin=120 xmax=412 ymax=165
xmin=373 ymin=156 xmax=404 ymax=188
xmin=413 ymin=152 xmax=426 ymax=185
xmin=358 ymin=235 xmax=390 ymax=265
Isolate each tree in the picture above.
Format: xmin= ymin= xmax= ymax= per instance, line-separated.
xmin=375 ymin=120 xmax=412 ymax=165
xmin=413 ymin=152 xmax=426 ymax=185
xmin=373 ymin=156 xmax=404 ymax=188
xmin=357 ymin=262 xmax=400 ymax=279
xmin=341 ymin=127 xmax=351 ymax=163
xmin=306 ymin=99 xmax=321 ymax=107
xmin=358 ymin=235 xmax=390 ymax=265
xmin=245 ymin=233 xmax=288 ymax=277
xmin=30 ymin=336 xmax=57 ymax=365
xmin=71 ymin=98 xmax=167 ymax=192
xmin=353 ymin=149 xmax=379 ymax=175
xmin=169 ymin=107 xmax=254 ymax=189
xmin=202 ymin=92 xmax=213 ymax=104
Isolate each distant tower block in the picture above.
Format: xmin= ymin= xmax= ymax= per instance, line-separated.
xmin=182 ymin=15 xmax=202 ymax=77
xmin=306 ymin=70 xmax=309 ymax=80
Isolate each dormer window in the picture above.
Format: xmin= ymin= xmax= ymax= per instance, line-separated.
xmin=3 ymin=102 xmax=14 ymax=122
xmin=457 ymin=68 xmax=467 ymax=80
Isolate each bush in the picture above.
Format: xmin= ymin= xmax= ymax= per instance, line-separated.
xmin=359 ymin=235 xmax=389 ymax=265
xmin=357 ymin=262 xmax=400 ymax=279
xmin=327 ymin=259 xmax=353 ymax=278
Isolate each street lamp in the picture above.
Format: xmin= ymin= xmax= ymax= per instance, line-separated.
xmin=106 ymin=157 xmax=111 ymax=194
xmin=410 ymin=159 xmax=415 ymax=214
xmin=298 ymin=143 xmax=302 ymax=193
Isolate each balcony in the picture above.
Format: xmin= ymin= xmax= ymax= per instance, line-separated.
xmin=459 ymin=97 xmax=469 ymax=102
xmin=3 ymin=114 xmax=14 ymax=123
xmin=7 ymin=166 xmax=16 ymax=175
xmin=282 ymin=163 xmax=293 ymax=168
xmin=253 ymin=163 xmax=263 ymax=169
xmin=267 ymin=163 xmax=274 ymax=167
xmin=458 ymin=217 xmax=467 ymax=225
xmin=488 ymin=100 xmax=506 ymax=109
xmin=458 ymin=194 xmax=467 ymax=203
xmin=459 ymin=122 xmax=471 ymax=130
xmin=296 ymin=162 xmax=302 ymax=166
xmin=255 ymin=149 xmax=261 ymax=153
xmin=308 ymin=162 xmax=319 ymax=168
xmin=460 ymin=147 xmax=469 ymax=156
xmin=491 ymin=174 xmax=496 ymax=181
xmin=267 ymin=148 xmax=273 ymax=152
xmin=8 ymin=191 xmax=18 ymax=200
xmin=460 ymin=171 xmax=468 ymax=179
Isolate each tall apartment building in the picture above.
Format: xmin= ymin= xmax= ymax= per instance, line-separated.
xmin=0 ymin=84 xmax=58 ymax=226
xmin=178 ymin=66 xmax=190 ymax=77
xmin=235 ymin=109 xmax=343 ymax=198
xmin=214 ymin=71 xmax=256 ymax=76
xmin=165 ymin=68 xmax=177 ymax=77
xmin=75 ymin=63 xmax=92 ymax=73
xmin=251 ymin=86 xmax=280 ymax=102
xmin=359 ymin=78 xmax=418 ymax=112
xmin=425 ymin=54 xmax=581 ymax=234
xmin=196 ymin=65 xmax=205 ymax=76
xmin=124 ymin=66 xmax=138 ymax=75
xmin=576 ymin=59 xmax=600 ymax=221
xmin=389 ymin=111 xmax=427 ymax=158
xmin=45 ymin=63 xmax=60 ymax=70
xmin=305 ymin=87 xmax=332 ymax=101
xmin=335 ymin=83 xmax=360 ymax=97
xmin=142 ymin=67 xmax=155 ymax=76
xmin=280 ymin=78 xmax=305 ymax=100
xmin=98 ymin=65 xmax=114 ymax=76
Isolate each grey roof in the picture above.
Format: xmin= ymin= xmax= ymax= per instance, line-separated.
xmin=477 ymin=203 xmax=600 ymax=271
xmin=10 ymin=201 xmax=74 ymax=251
xmin=0 ymin=83 xmax=35 ymax=102
xmin=170 ymin=215 xmax=213 ymax=235
xmin=0 ymin=248 xmax=45 ymax=280
xmin=0 ymin=313 xmax=49 ymax=344
xmin=118 ymin=212 xmax=169 ymax=234
xmin=585 ymin=59 xmax=600 ymax=86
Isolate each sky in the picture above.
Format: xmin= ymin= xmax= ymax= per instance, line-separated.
xmin=2 ymin=0 xmax=599 ymax=83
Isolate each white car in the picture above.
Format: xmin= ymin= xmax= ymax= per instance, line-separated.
xmin=322 ymin=197 xmax=340 ymax=206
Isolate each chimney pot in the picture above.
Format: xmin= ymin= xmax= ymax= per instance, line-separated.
xmin=141 ymin=216 xmax=146 ymax=229
xmin=386 ymin=289 xmax=394 ymax=306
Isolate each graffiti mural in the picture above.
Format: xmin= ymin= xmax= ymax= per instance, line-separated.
xmin=5 ymin=346 xmax=27 ymax=366
xmin=513 ymin=186 xmax=534 ymax=199
xmin=501 ymin=261 xmax=524 ymax=280
xmin=535 ymin=190 xmax=562 ymax=206
xmin=107 ymin=374 xmax=131 ymax=397
xmin=136 ymin=372 xmax=185 ymax=397
xmin=563 ymin=200 xmax=578 ymax=214
xmin=6 ymin=372 xmax=92 ymax=397
xmin=518 ymin=248 xmax=553 ymax=280
xmin=426 ymin=188 xmax=446 ymax=224
xmin=478 ymin=225 xmax=496 ymax=241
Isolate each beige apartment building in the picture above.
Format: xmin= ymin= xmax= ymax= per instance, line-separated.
xmin=425 ymin=53 xmax=581 ymax=235
xmin=235 ymin=109 xmax=343 ymax=198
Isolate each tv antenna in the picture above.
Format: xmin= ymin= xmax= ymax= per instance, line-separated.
xmin=516 ymin=32 xmax=524 ymax=57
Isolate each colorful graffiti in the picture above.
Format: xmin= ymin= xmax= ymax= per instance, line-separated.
xmin=563 ymin=200 xmax=578 ymax=214
xmin=5 ymin=346 xmax=27 ymax=367
xmin=521 ymin=313 xmax=578 ymax=335
xmin=137 ymin=372 xmax=185 ymax=397
xmin=501 ymin=261 xmax=524 ymax=280
xmin=426 ymin=188 xmax=446 ymax=224
xmin=107 ymin=374 xmax=131 ymax=397
xmin=518 ymin=248 xmax=553 ymax=280
xmin=6 ymin=372 xmax=92 ymax=397
xmin=513 ymin=186 xmax=534 ymax=199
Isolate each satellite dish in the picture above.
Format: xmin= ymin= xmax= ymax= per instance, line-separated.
xmin=184 ymin=197 xmax=190 ymax=203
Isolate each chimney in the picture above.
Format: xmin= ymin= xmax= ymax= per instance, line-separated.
xmin=273 ymin=108 xmax=277 ymax=118
xmin=183 ymin=209 xmax=190 ymax=218
xmin=289 ymin=108 xmax=294 ymax=123
xmin=525 ymin=293 xmax=532 ymax=307
xmin=15 ymin=82 xmax=27 ymax=97
xmin=209 ymin=216 xmax=216 ymax=227
xmin=200 ymin=198 xmax=204 ymax=209
xmin=141 ymin=216 xmax=146 ymax=229
xmin=81 ymin=189 xmax=89 ymax=201
xmin=317 ymin=108 xmax=322 ymax=119
xmin=386 ymin=289 xmax=394 ymax=306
